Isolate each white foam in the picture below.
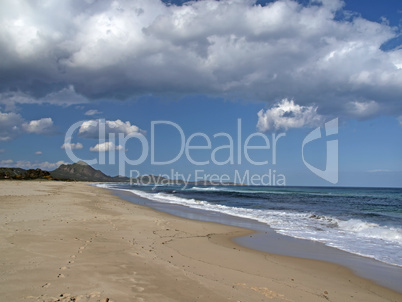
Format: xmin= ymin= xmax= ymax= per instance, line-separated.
xmin=100 ymin=184 xmax=402 ymax=267
xmin=190 ymin=186 xmax=224 ymax=191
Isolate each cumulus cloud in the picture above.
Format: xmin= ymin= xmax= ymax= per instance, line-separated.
xmin=78 ymin=119 xmax=144 ymax=139
xmin=85 ymin=109 xmax=102 ymax=116
xmin=61 ymin=142 xmax=83 ymax=150
xmin=89 ymin=142 xmax=123 ymax=152
xmin=35 ymin=151 xmax=42 ymax=155
xmin=257 ymin=99 xmax=323 ymax=131
xmin=0 ymin=0 xmax=401 ymax=117
xmin=0 ymin=110 xmax=56 ymax=140
xmin=0 ymin=159 xmax=67 ymax=170
xmin=22 ymin=118 xmax=56 ymax=135
xmin=0 ymin=111 xmax=24 ymax=141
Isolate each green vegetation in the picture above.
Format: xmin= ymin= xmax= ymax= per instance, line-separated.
xmin=0 ymin=168 xmax=52 ymax=180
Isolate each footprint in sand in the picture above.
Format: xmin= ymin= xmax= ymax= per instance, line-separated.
xmin=88 ymin=291 xmax=101 ymax=298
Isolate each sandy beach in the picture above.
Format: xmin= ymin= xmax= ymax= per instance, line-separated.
xmin=0 ymin=181 xmax=400 ymax=302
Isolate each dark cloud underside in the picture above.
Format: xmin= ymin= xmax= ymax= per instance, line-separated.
xmin=0 ymin=0 xmax=401 ymax=118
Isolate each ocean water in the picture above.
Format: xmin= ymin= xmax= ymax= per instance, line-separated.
xmin=98 ymin=183 xmax=402 ymax=268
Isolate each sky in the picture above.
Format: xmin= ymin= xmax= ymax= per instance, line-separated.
xmin=0 ymin=0 xmax=401 ymax=187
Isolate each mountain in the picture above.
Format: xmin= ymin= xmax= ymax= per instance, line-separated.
xmin=1 ymin=162 xmax=238 ymax=184
xmin=1 ymin=161 xmax=130 ymax=182
xmin=50 ymin=161 xmax=120 ymax=182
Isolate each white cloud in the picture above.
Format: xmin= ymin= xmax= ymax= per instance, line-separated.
xmin=0 ymin=86 xmax=89 ymax=111
xmin=61 ymin=142 xmax=83 ymax=150
xmin=35 ymin=161 xmax=68 ymax=170
xmin=40 ymin=86 xmax=89 ymax=105
xmin=85 ymin=109 xmax=102 ymax=116
xmin=257 ymin=99 xmax=323 ymax=131
xmin=89 ymin=142 xmax=123 ymax=152
xmin=0 ymin=159 xmax=67 ymax=170
xmin=0 ymin=159 xmax=14 ymax=165
xmin=79 ymin=119 xmax=144 ymax=139
xmin=22 ymin=118 xmax=56 ymax=135
xmin=0 ymin=0 xmax=400 ymax=118
xmin=35 ymin=151 xmax=42 ymax=155
xmin=0 ymin=111 xmax=24 ymax=141
xmin=345 ymin=100 xmax=380 ymax=118
xmin=0 ymin=110 xmax=57 ymax=140
xmin=368 ymin=169 xmax=392 ymax=173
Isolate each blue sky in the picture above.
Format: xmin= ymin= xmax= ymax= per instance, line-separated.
xmin=0 ymin=0 xmax=401 ymax=187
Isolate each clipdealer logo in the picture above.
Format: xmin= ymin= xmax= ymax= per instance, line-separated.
xmin=302 ymin=118 xmax=338 ymax=184
xmin=63 ymin=118 xmax=338 ymax=185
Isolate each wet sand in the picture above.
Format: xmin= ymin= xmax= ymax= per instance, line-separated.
xmin=113 ymin=188 xmax=402 ymax=293
xmin=0 ymin=181 xmax=400 ymax=301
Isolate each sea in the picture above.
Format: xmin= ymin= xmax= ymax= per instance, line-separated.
xmin=97 ymin=183 xmax=402 ymax=269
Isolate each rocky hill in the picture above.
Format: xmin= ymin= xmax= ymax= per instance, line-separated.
xmin=50 ymin=161 xmax=121 ymax=182
xmin=1 ymin=162 xmax=231 ymax=184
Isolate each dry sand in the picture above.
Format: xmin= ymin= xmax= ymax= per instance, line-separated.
xmin=0 ymin=181 xmax=400 ymax=302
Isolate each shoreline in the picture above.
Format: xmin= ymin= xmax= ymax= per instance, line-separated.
xmin=0 ymin=181 xmax=401 ymax=301
xmin=111 ymin=187 xmax=402 ymax=293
